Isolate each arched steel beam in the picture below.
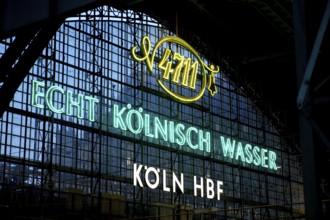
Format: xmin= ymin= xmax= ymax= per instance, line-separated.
xmin=0 ymin=0 xmax=115 ymax=118
xmin=0 ymin=0 xmax=104 ymax=39
xmin=0 ymin=20 xmax=63 ymax=118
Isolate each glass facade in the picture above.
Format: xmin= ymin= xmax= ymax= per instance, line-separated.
xmin=0 ymin=5 xmax=304 ymax=219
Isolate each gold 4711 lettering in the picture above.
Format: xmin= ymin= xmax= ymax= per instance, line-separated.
xmin=131 ymin=36 xmax=220 ymax=103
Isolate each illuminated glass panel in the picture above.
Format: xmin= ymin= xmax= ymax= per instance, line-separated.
xmin=0 ymin=5 xmax=304 ymax=219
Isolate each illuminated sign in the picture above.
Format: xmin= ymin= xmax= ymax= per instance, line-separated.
xmin=28 ymin=31 xmax=281 ymax=203
xmin=113 ymin=103 xmax=211 ymax=153
xmin=131 ymin=36 xmax=220 ymax=103
xmin=113 ymin=103 xmax=278 ymax=171
xmin=30 ymin=36 xmax=278 ymax=199
xmin=31 ymin=81 xmax=278 ymax=171
xmin=31 ymin=80 xmax=99 ymax=121
xmin=133 ymin=163 xmax=224 ymax=200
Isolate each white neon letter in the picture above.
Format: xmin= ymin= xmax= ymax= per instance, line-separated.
xmin=186 ymin=127 xmax=198 ymax=149
xmin=113 ymin=104 xmax=127 ymax=130
xmin=268 ymin=150 xmax=278 ymax=170
xmin=206 ymin=178 xmax=215 ymax=199
xmin=84 ymin=96 xmax=99 ymax=122
xmin=154 ymin=117 xmax=167 ymax=141
xmin=145 ymin=167 xmax=159 ymax=189
xmin=144 ymin=114 xmax=154 ymax=138
xmin=126 ymin=107 xmax=144 ymax=134
xmin=198 ymin=130 xmax=211 ymax=152
xmin=220 ymin=136 xmax=236 ymax=158
xmin=133 ymin=163 xmax=143 ymax=187
xmin=217 ymin=181 xmax=223 ymax=200
xmin=32 ymin=80 xmax=45 ymax=108
xmin=235 ymin=142 xmax=246 ymax=162
xmin=66 ymin=90 xmax=84 ymax=119
xmin=173 ymin=172 xmax=184 ymax=194
xmin=45 ymin=85 xmax=64 ymax=113
xmin=194 ymin=176 xmax=204 ymax=197
xmin=163 ymin=169 xmax=170 ymax=192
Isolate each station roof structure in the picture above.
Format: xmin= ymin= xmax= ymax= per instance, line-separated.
xmin=1 ymin=0 xmax=330 ymax=219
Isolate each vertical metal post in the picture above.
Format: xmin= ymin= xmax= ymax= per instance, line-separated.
xmin=293 ymin=0 xmax=323 ymax=219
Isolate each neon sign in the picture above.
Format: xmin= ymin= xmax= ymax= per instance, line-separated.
xmin=113 ymin=104 xmax=211 ymax=152
xmin=113 ymin=103 xmax=278 ymax=171
xmin=133 ymin=163 xmax=224 ymax=200
xmin=131 ymin=36 xmax=220 ymax=103
xmin=31 ymin=82 xmax=278 ymax=171
xmin=31 ymin=80 xmax=99 ymax=121
xmin=29 ymin=35 xmax=280 ymax=201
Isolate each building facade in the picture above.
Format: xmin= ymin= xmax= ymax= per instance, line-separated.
xmin=0 ymin=5 xmax=304 ymax=219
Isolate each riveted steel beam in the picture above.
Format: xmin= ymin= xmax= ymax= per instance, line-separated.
xmin=0 ymin=0 xmax=101 ymax=39
xmin=0 ymin=20 xmax=63 ymax=118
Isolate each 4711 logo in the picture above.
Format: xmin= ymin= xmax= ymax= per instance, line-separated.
xmin=131 ymin=36 xmax=220 ymax=103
